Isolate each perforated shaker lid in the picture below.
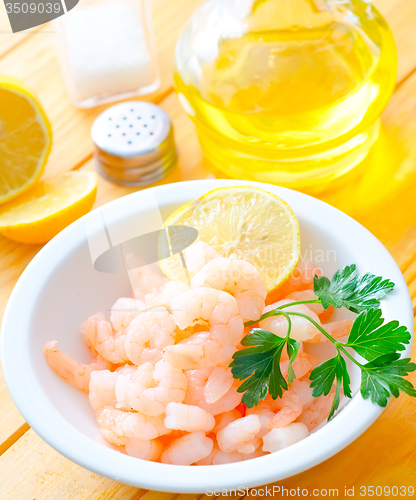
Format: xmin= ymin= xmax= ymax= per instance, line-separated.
xmin=91 ymin=101 xmax=177 ymax=186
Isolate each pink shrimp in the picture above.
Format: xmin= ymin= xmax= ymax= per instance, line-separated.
xmin=307 ymin=319 xmax=353 ymax=343
xmin=285 ymin=289 xmax=334 ymax=321
xmin=184 ymin=368 xmax=242 ymax=415
xmin=97 ymin=406 xmax=169 ymax=445
xmin=260 ymin=300 xmax=323 ymax=342
xmin=126 ymin=253 xmax=168 ymax=300
xmin=89 ymin=369 xmax=118 ymax=412
xmin=297 ymin=391 xmax=336 ymax=430
xmin=204 ymin=367 xmax=234 ymax=404
xmin=212 ymin=409 xmax=243 ymax=434
xmin=125 ymin=438 xmax=163 ymax=461
xmin=124 ymin=307 xmax=176 ymax=366
xmin=164 ymin=287 xmax=244 ymax=370
xmin=217 ymin=415 xmax=262 ymax=454
xmin=190 ymin=257 xmax=267 ymax=321
xmin=160 ymin=431 xmax=214 ymax=465
xmin=262 ymin=423 xmax=309 ymax=453
xmin=269 ymin=390 xmax=303 ymax=428
xmin=80 ymin=312 xmax=129 ymax=364
xmin=164 ymin=402 xmax=215 ymax=432
xmin=44 ymin=341 xmax=113 ymax=392
xmin=280 ymin=352 xmax=314 ymax=381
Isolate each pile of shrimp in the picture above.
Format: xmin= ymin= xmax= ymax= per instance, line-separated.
xmin=44 ymin=242 xmax=353 ymax=466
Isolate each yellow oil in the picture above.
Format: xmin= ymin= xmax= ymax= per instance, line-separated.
xmin=175 ymin=1 xmax=397 ymax=189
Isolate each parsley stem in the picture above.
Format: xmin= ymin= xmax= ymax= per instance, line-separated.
xmin=277 ymin=299 xmax=320 ymax=309
xmin=244 ymin=299 xmax=320 ymax=327
xmin=285 ymin=311 xmax=366 ymax=370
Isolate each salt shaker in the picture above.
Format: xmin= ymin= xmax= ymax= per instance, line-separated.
xmin=91 ymin=101 xmax=177 ymax=186
xmin=54 ymin=0 xmax=159 ymax=108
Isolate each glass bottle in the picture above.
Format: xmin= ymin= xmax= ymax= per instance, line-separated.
xmin=175 ymin=0 xmax=397 ymax=189
xmin=55 ymin=0 xmax=159 ymax=108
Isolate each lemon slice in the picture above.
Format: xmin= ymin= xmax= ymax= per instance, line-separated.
xmin=0 ymin=75 xmax=52 ymax=205
xmin=160 ymin=186 xmax=300 ymax=291
xmin=0 ymin=172 xmax=97 ymax=245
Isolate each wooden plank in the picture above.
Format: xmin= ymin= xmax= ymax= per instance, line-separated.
xmin=0 ymin=0 xmax=205 ymax=179
xmin=1 ymin=0 xmax=416 ymax=492
xmin=0 ymin=429 xmax=146 ymax=500
xmin=0 ymin=365 xmax=28 ymax=455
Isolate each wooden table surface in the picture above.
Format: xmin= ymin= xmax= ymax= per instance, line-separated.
xmin=1 ymin=1 xmax=416 ymax=499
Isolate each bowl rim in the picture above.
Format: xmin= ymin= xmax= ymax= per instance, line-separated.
xmin=1 ymin=179 xmax=413 ymax=493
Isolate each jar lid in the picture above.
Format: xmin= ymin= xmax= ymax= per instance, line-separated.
xmin=91 ymin=101 xmax=177 ymax=186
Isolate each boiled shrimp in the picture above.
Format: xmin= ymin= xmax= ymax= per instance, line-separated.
xmin=164 ymin=287 xmax=244 ymax=369
xmin=269 ymin=390 xmax=303 ymax=428
xmin=297 ymin=391 xmax=336 ymax=430
xmin=125 ymin=437 xmax=163 ymax=461
xmin=110 ymin=298 xmax=146 ymax=332
xmin=126 ymin=253 xmax=168 ymax=300
xmin=44 ymin=341 xmax=113 ymax=392
xmin=124 ymin=307 xmax=176 ymax=366
xmin=280 ymin=352 xmax=314 ymax=381
xmin=97 ymin=406 xmax=169 ymax=445
xmin=191 ymin=257 xmax=267 ymax=321
xmin=245 ymin=409 xmax=275 ymax=438
xmin=307 ymin=319 xmax=353 ymax=343
xmin=286 ymin=289 xmax=333 ymax=320
xmin=115 ymin=359 xmax=187 ymax=416
xmin=260 ymin=300 xmax=322 ymax=342
xmin=183 ymin=368 xmax=242 ymax=415
xmin=217 ymin=415 xmax=262 ymax=454
xmin=184 ymin=241 xmax=221 ymax=277
xmin=80 ymin=312 xmax=129 ymax=364
xmin=262 ymin=423 xmax=309 ymax=453
xmin=89 ymin=369 xmax=118 ymax=412
xmin=204 ymin=367 xmax=234 ymax=404
xmin=164 ymin=402 xmax=215 ymax=432
xmin=145 ymin=281 xmax=189 ymax=309
xmin=212 ymin=409 xmax=243 ymax=434
xmin=160 ymin=431 xmax=214 ymax=465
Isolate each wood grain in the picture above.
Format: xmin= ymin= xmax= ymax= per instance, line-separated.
xmin=1 ymin=0 xmax=416 ymax=497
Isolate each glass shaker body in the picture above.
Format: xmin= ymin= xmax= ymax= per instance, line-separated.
xmin=175 ymin=0 xmax=397 ymax=189
xmin=55 ymin=0 xmax=159 ymax=108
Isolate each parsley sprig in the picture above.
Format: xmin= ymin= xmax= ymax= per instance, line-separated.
xmin=230 ymin=264 xmax=416 ymax=419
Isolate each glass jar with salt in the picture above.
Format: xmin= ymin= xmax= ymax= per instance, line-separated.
xmin=55 ymin=0 xmax=159 ymax=108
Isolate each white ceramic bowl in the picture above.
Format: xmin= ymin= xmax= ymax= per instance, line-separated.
xmin=1 ymin=180 xmax=413 ymax=493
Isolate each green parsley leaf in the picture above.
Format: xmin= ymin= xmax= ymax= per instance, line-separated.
xmin=360 ymin=353 xmax=416 ymax=406
xmin=314 ymin=264 xmax=394 ymax=313
xmin=309 ymin=354 xmax=352 ymax=419
xmin=230 ymin=328 xmax=289 ymax=408
xmin=286 ymin=338 xmax=301 ymax=386
xmin=346 ymin=309 xmax=411 ymax=361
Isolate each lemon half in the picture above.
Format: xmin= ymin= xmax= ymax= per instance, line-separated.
xmin=160 ymin=186 xmax=300 ymax=291
xmin=0 ymin=171 xmax=97 ymax=245
xmin=0 ymin=75 xmax=52 ymax=204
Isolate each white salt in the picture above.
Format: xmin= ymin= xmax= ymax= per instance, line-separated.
xmin=59 ymin=1 xmax=154 ymax=103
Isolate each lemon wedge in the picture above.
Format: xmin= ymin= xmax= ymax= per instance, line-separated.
xmin=0 ymin=172 xmax=97 ymax=244
xmin=0 ymin=75 xmax=52 ymax=204
xmin=160 ymin=186 xmax=300 ymax=291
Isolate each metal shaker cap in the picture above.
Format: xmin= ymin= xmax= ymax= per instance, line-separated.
xmin=91 ymin=101 xmax=177 ymax=186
